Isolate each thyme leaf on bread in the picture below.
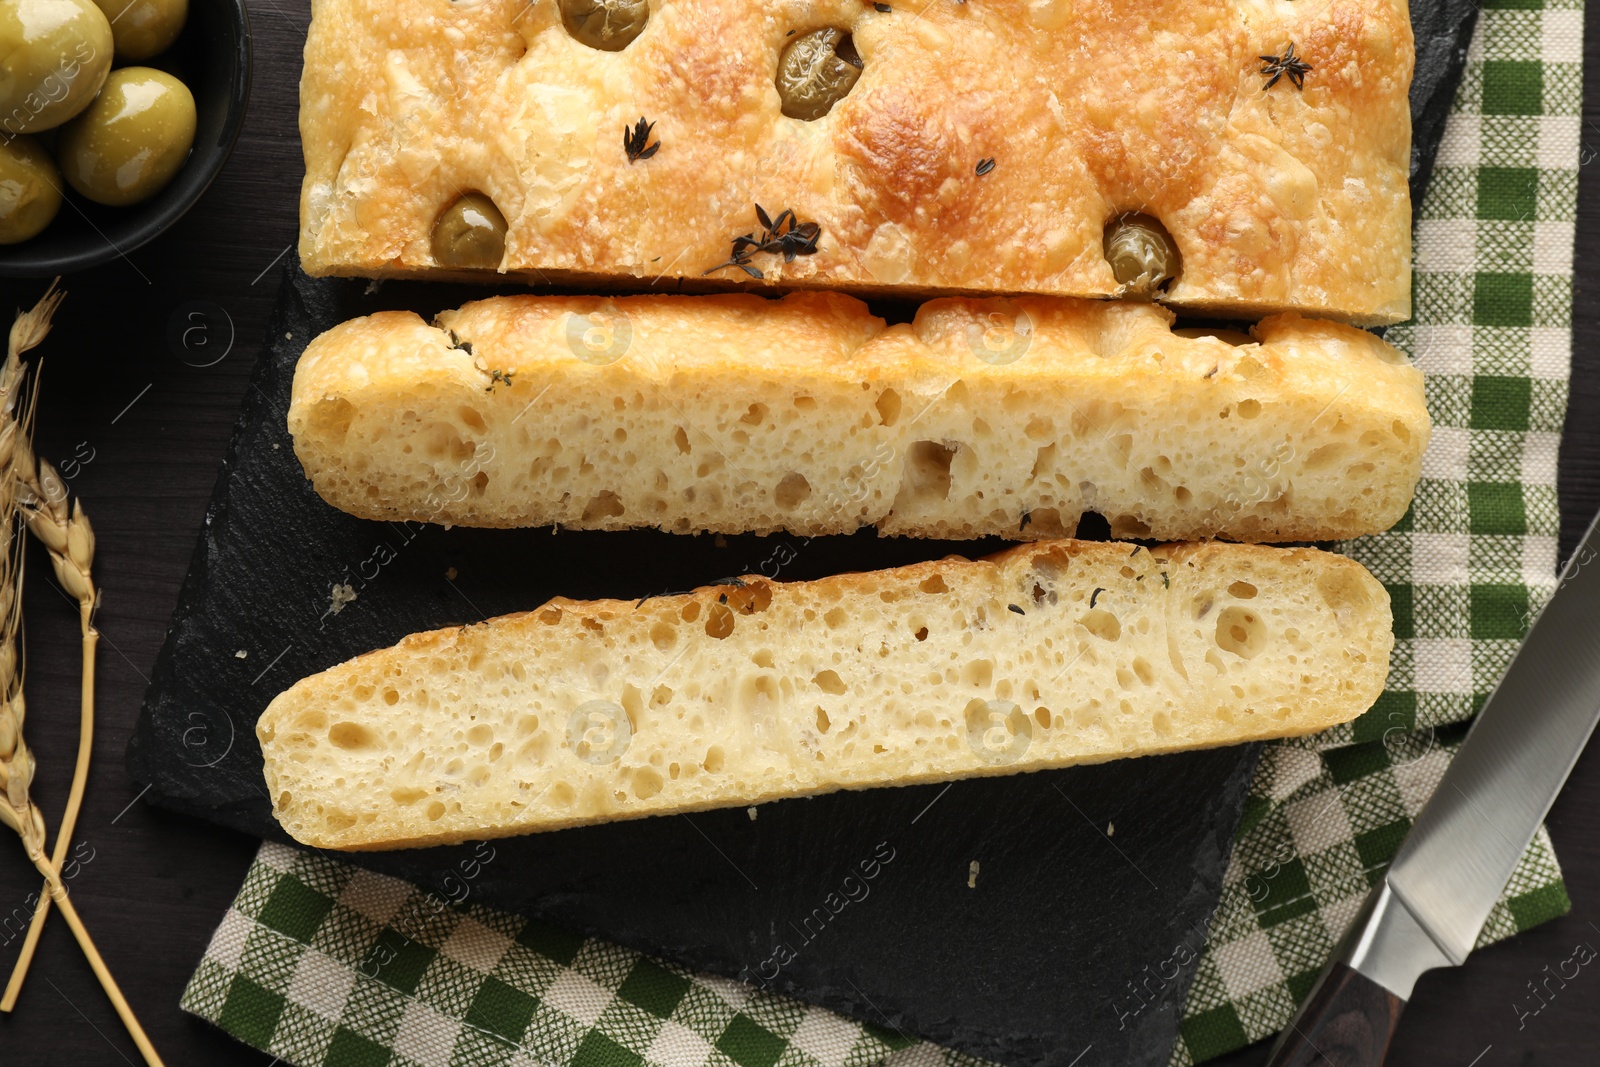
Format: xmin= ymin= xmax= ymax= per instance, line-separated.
xmin=705 ymin=204 xmax=822 ymax=279
xmin=1259 ymin=42 xmax=1311 ymax=91
xmin=623 ymin=116 xmax=659 ymax=163
xmin=452 ymin=333 xmax=511 ymax=391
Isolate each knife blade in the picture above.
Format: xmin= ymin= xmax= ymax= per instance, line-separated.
xmin=1269 ymin=508 xmax=1600 ymax=1067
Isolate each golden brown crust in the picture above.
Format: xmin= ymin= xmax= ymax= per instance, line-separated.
xmin=298 ymin=0 xmax=1413 ymax=324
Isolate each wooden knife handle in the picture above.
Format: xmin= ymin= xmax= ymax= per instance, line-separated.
xmin=1266 ymin=962 xmax=1405 ymax=1067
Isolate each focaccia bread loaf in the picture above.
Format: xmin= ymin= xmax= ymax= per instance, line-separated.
xmin=289 ymin=292 xmax=1429 ymax=543
xmin=299 ymin=0 xmax=1413 ymax=324
xmin=259 ymin=539 xmax=1393 ymax=850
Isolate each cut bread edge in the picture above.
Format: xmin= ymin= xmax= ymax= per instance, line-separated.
xmin=259 ymin=539 xmax=1392 ymax=850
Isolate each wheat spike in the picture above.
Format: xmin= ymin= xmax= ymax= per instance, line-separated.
xmin=0 ymin=314 xmax=32 ymax=847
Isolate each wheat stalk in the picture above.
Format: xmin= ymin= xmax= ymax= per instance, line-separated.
xmin=3 ymin=387 xmax=101 ymax=1010
xmin=0 ymin=285 xmax=163 ymax=1067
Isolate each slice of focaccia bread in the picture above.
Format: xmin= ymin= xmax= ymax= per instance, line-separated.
xmin=289 ymin=292 xmax=1429 ymax=543
xmin=258 ymin=539 xmax=1393 ymax=850
xmin=298 ymin=0 xmax=1413 ymax=324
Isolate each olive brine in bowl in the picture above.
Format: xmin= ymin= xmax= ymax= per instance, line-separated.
xmin=0 ymin=0 xmax=249 ymax=274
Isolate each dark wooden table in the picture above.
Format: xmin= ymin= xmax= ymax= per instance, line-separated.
xmin=0 ymin=2 xmax=1597 ymax=1063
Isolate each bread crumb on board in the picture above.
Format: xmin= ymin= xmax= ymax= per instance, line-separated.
xmin=327 ymin=582 xmax=357 ymax=615
xmin=968 ymin=860 xmax=979 ymax=889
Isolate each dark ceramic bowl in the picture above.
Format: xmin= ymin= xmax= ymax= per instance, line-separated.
xmin=0 ymin=0 xmax=252 ymax=277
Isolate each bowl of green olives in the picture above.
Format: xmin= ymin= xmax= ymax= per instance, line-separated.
xmin=0 ymin=0 xmax=250 ymax=275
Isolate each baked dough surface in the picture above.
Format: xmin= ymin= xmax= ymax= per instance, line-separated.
xmin=298 ymin=0 xmax=1414 ymax=324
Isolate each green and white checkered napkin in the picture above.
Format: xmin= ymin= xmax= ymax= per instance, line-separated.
xmin=183 ymin=841 xmax=990 ymax=1067
xmin=182 ymin=1 xmax=1583 ymax=1062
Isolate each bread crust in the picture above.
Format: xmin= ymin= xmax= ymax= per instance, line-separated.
xmin=289 ymin=291 xmax=1429 ymax=542
xmin=258 ymin=538 xmax=1393 ymax=850
xmin=298 ymin=0 xmax=1413 ymax=324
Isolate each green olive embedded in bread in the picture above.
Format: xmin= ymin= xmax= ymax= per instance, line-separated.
xmin=776 ymin=28 xmax=863 ymax=121
xmin=0 ymin=135 xmax=62 ymax=244
xmin=0 ymin=0 xmax=113 ymax=134
xmin=1104 ymin=213 xmax=1180 ymax=300
xmin=430 ymin=193 xmax=508 ymax=270
xmin=87 ymin=0 xmax=187 ymax=61
xmin=558 ymin=0 xmax=648 ymax=51
xmin=57 ymin=66 xmax=196 ymax=206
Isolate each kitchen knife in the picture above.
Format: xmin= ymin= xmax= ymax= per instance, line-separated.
xmin=1268 ymin=508 xmax=1600 ymax=1067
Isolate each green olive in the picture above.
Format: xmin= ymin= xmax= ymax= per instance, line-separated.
xmin=57 ymin=66 xmax=195 ymax=205
xmin=1103 ymin=213 xmax=1180 ymax=300
xmin=431 ymin=193 xmax=507 ymax=270
xmin=559 ymin=0 xmax=648 ymax=52
xmin=0 ymin=0 xmax=113 ymax=135
xmin=87 ymin=0 xmax=186 ymax=61
xmin=0 ymin=135 xmax=62 ymax=244
xmin=776 ymin=28 xmax=862 ymax=121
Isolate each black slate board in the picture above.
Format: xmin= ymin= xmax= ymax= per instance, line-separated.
xmin=127 ymin=6 xmax=1474 ymax=1059
xmin=128 ymin=264 xmax=1260 ymax=1066
xmin=1410 ymin=0 xmax=1480 ymax=209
